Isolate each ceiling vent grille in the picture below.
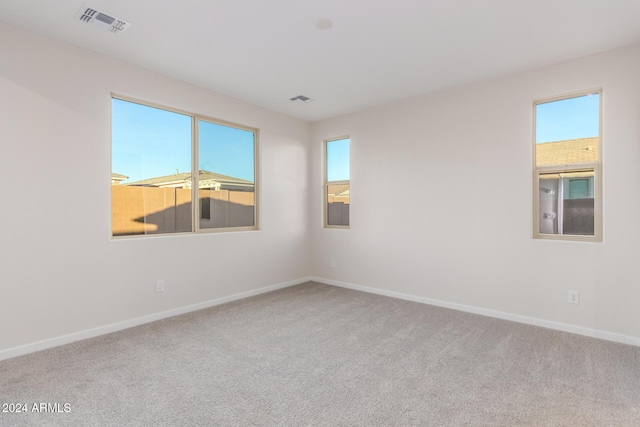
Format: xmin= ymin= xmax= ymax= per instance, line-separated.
xmin=290 ymin=95 xmax=314 ymax=103
xmin=75 ymin=6 xmax=130 ymax=34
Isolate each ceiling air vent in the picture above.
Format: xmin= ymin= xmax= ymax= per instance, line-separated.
xmin=290 ymin=95 xmax=314 ymax=103
xmin=75 ymin=6 xmax=131 ymax=34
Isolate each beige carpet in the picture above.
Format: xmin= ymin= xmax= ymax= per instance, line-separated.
xmin=1 ymin=281 xmax=639 ymax=426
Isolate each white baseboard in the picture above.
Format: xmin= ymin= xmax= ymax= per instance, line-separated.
xmin=4 ymin=276 xmax=637 ymax=362
xmin=0 ymin=277 xmax=311 ymax=362
xmin=311 ymin=277 xmax=640 ymax=348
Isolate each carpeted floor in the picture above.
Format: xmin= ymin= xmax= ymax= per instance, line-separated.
xmin=1 ymin=281 xmax=639 ymax=426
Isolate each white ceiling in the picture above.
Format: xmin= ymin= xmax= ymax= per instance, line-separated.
xmin=2 ymin=0 xmax=640 ymax=122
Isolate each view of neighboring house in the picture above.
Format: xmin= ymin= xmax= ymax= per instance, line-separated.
xmin=110 ymin=173 xmax=129 ymax=185
xmin=535 ymin=137 xmax=598 ymax=166
xmin=111 ymin=170 xmax=255 ymax=235
xmin=326 ymin=184 xmax=350 ymax=226
xmin=122 ymin=170 xmax=255 ymax=192
xmin=111 ymin=138 xmax=595 ymax=235
xmin=536 ymin=137 xmax=598 ymax=236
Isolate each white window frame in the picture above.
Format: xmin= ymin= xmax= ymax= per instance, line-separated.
xmin=324 ymin=136 xmax=350 ymax=229
xmin=532 ymin=89 xmax=602 ymax=242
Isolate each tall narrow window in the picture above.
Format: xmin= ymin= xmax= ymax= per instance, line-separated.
xmin=533 ymin=90 xmax=601 ymax=241
xmin=325 ymin=137 xmax=350 ymax=228
xmin=111 ymin=96 xmax=258 ymax=237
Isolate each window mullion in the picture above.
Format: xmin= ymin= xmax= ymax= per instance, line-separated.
xmin=192 ymin=116 xmax=199 ymax=233
xmin=557 ymin=177 xmax=564 ymax=235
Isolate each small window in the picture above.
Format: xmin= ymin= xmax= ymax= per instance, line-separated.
xmin=111 ymin=96 xmax=258 ymax=237
xmin=533 ymin=91 xmax=601 ymax=241
xmin=325 ymin=137 xmax=350 ymax=228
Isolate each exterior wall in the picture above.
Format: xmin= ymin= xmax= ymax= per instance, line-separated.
xmin=111 ymin=186 xmax=192 ymax=235
xmin=327 ymin=189 xmax=350 ymax=227
xmin=111 ymin=186 xmax=255 ymax=235
xmin=327 ymin=201 xmax=350 ymax=226
xmin=310 ymin=43 xmax=640 ymax=342
xmin=0 ymin=22 xmax=311 ymax=354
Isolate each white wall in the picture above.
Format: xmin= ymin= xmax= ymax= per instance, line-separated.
xmin=2 ymin=21 xmax=639 ymax=358
xmin=0 ymin=22 xmax=311 ymax=355
xmin=311 ymin=44 xmax=640 ymax=343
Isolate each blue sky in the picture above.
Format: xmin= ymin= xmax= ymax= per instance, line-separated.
xmin=536 ymin=93 xmax=600 ymax=143
xmin=198 ymin=120 xmax=254 ymax=182
xmin=112 ymin=99 xmax=191 ymax=183
xmin=326 ymin=138 xmax=350 ymax=181
xmin=114 ymin=94 xmax=597 ymax=183
xmin=112 ymin=99 xmax=254 ymax=183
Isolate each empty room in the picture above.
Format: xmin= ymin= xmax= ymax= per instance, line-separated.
xmin=1 ymin=1 xmax=640 ymax=425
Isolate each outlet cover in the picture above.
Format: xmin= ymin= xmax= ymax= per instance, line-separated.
xmin=156 ymin=280 xmax=165 ymax=293
xmin=568 ymin=290 xmax=579 ymax=304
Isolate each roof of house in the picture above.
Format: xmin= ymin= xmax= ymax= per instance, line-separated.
xmin=124 ymin=170 xmax=253 ymax=187
xmin=536 ymin=137 xmax=599 ymax=166
xmin=328 ymin=184 xmax=350 ymax=197
xmin=111 ymin=173 xmax=129 ymax=181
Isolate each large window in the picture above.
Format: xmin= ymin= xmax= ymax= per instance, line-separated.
xmin=111 ymin=96 xmax=258 ymax=237
xmin=533 ymin=90 xmax=601 ymax=241
xmin=325 ymin=137 xmax=350 ymax=228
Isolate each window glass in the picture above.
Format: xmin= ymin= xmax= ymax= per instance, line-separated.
xmin=567 ymin=179 xmax=590 ymax=199
xmin=535 ymin=93 xmax=599 ymax=166
xmin=539 ymin=171 xmax=595 ymax=236
xmin=327 ymin=183 xmax=350 ymax=227
xmin=111 ymin=99 xmax=192 ymax=236
xmin=198 ymin=120 xmax=255 ymax=229
xmin=111 ymin=97 xmax=258 ymax=237
xmin=326 ymin=138 xmax=350 ymax=182
xmin=534 ymin=91 xmax=600 ymax=240
xmin=325 ymin=137 xmax=350 ymax=228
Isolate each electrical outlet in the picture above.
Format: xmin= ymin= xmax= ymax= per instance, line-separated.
xmin=568 ymin=290 xmax=579 ymax=305
xmin=330 ymin=259 xmax=336 ymax=268
xmin=156 ymin=280 xmax=165 ymax=293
